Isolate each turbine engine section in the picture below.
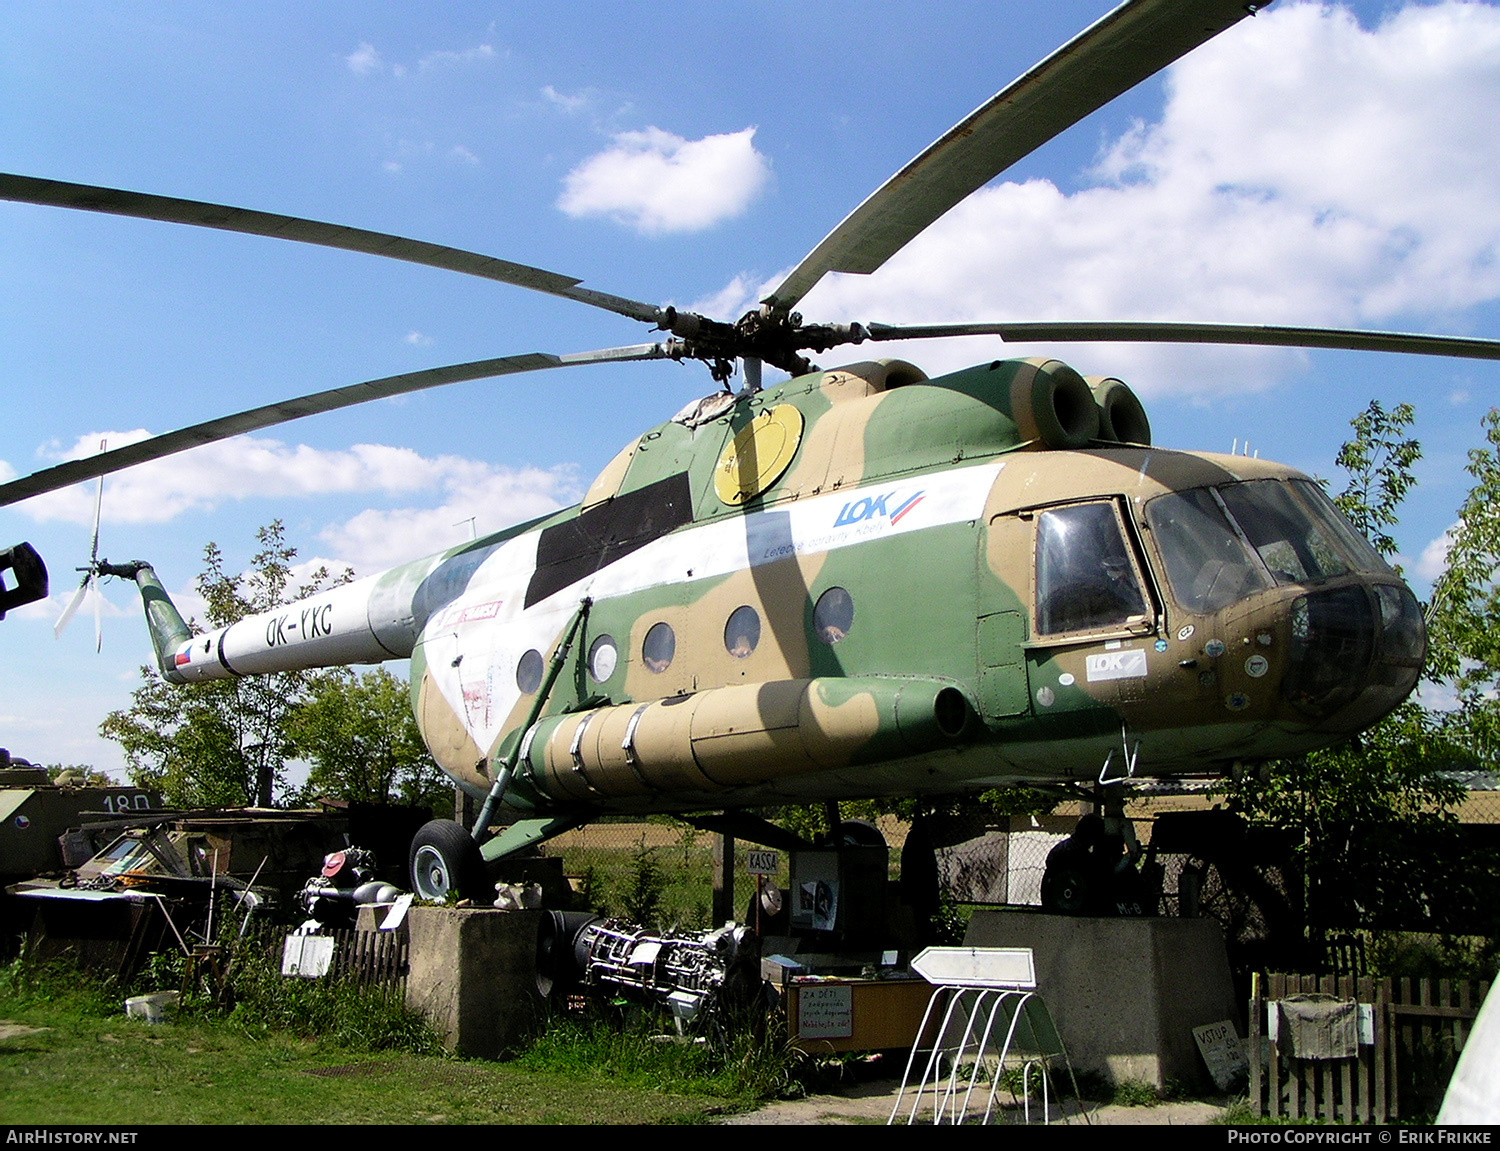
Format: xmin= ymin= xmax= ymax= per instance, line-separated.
xmin=1007 ymin=358 xmax=1099 ymax=450
xmin=1085 ymin=375 xmax=1151 ymax=446
xmin=536 ymin=913 xmax=762 ymax=1033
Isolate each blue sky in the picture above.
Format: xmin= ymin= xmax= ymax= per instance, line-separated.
xmin=5 ymin=1 xmax=1500 ymax=778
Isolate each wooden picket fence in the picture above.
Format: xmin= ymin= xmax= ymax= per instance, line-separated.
xmin=324 ymin=927 xmax=409 ymax=991
xmin=239 ymin=923 xmax=409 ymax=993
xmin=1249 ymin=973 xmax=1491 ymax=1122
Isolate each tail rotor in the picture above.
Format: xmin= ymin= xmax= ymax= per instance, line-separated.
xmin=54 ymin=439 xmax=108 ymax=652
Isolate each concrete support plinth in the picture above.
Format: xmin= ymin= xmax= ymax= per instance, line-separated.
xmin=964 ymin=911 xmax=1237 ymax=1090
xmin=405 ymin=906 xmax=544 ymax=1059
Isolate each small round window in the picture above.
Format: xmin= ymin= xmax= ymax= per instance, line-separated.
xmin=724 ymin=606 xmax=761 ymax=659
xmin=814 ymin=587 xmax=854 ymax=644
xmin=515 ymin=649 xmax=544 ymax=694
xmin=642 ymin=622 xmax=675 ymax=673
xmin=588 ymin=635 xmax=618 ymax=682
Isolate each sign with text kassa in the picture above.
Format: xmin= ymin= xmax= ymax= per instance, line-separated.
xmin=747 ymin=849 xmax=779 ymax=875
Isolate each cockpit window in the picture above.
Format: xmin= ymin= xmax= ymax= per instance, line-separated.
xmin=1036 ymin=502 xmax=1149 ymax=635
xmin=1219 ymin=480 xmax=1350 ymax=585
xmin=1147 ymin=478 xmax=1393 ymax=614
xmin=1288 ymin=479 xmax=1393 ymax=575
xmin=1146 ymin=489 xmax=1271 ymax=614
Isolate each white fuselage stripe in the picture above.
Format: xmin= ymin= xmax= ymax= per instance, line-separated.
xmin=422 ymin=461 xmax=1005 ymax=751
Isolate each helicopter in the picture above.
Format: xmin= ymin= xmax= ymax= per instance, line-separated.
xmin=2 ymin=0 xmax=1497 ymax=899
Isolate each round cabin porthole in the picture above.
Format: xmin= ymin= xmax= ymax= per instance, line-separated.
xmin=515 ymin=648 xmax=544 ymax=694
xmin=724 ymin=606 xmax=761 ymax=659
xmin=642 ymin=622 xmax=676 ymax=673
xmin=588 ymin=635 xmax=618 ymax=682
xmin=814 ymin=587 xmax=855 ymax=644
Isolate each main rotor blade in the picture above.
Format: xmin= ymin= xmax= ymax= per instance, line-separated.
xmin=0 ymin=173 xmax=664 ymax=325
xmin=764 ymin=0 xmax=1264 ymax=312
xmin=862 ymin=320 xmax=1500 ymax=361
xmin=0 ymin=343 xmax=678 ymax=509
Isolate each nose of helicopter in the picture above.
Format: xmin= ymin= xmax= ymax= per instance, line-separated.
xmin=1277 ymin=577 xmax=1426 ymax=735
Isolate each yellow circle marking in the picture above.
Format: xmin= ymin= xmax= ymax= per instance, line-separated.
xmin=714 ymin=404 xmax=804 ymax=505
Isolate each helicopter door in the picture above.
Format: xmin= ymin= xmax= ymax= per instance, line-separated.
xmin=1027 ymin=498 xmax=1159 ymax=708
xmin=1033 ymin=500 xmax=1152 ymax=639
xmin=977 ymin=514 xmax=1032 ymax=719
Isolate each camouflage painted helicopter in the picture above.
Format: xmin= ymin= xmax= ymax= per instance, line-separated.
xmin=1 ymin=0 xmax=1495 ymax=897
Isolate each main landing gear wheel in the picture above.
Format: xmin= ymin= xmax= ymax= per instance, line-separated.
xmin=409 ymin=819 xmax=491 ymax=903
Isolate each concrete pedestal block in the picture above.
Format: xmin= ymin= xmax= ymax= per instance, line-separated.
xmin=964 ymin=911 xmax=1237 ymax=1090
xmin=405 ymin=906 xmax=544 ymax=1059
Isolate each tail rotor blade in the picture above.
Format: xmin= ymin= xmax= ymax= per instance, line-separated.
xmin=54 ymin=576 xmax=89 ymax=639
xmin=54 ymin=437 xmax=110 ymax=646
xmin=92 ymin=573 xmax=102 ymax=653
xmin=88 ymin=439 xmax=106 ymax=565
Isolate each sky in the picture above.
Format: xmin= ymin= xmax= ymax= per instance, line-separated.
xmin=4 ymin=0 xmax=1500 ymax=780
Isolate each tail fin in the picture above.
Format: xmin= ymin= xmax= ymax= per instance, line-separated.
xmin=99 ymin=561 xmax=193 ymax=682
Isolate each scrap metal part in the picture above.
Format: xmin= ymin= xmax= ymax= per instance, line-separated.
xmin=537 ymin=913 xmax=762 ymax=1033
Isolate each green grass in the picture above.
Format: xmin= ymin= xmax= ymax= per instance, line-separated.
xmin=1213 ymin=1099 xmax=1325 ymax=1125
xmin=514 ymin=1011 xmax=809 ymax=1105
xmin=0 ymin=959 xmax=739 ymax=1125
xmin=1109 ymin=1078 xmax=1165 ymax=1107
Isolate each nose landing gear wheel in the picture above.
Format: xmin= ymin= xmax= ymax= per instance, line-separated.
xmin=409 ymin=819 xmax=491 ymax=903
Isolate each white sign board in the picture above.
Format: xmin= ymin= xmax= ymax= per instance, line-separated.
xmin=911 ymin=946 xmax=1036 ymax=989
xmin=747 ymin=849 xmax=779 ymax=875
xmin=1192 ymin=1020 xmax=1248 ymax=1091
xmin=282 ymin=933 xmax=335 ymax=978
xmin=381 ymin=892 xmax=413 ymax=931
xmin=797 ymin=984 xmax=853 ymax=1039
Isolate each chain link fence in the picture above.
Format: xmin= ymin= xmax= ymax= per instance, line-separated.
xmin=525 ymin=783 xmax=1500 ymax=932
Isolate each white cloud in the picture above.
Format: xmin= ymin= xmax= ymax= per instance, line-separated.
xmin=1414 ymin=678 xmax=1460 ymax=712
xmin=11 ymin=432 xmax=576 ymax=534
xmin=1416 ymin=524 xmax=1459 ymax=583
xmin=345 ymin=42 xmax=382 ymax=75
xmin=449 ymin=145 xmax=481 ymax=166
xmin=404 ymin=330 xmax=432 ymax=346
xmin=3 ymin=584 xmax=124 ymax=626
xmin=542 ymin=85 xmax=591 ymax=114
xmin=383 ymin=160 xmax=403 ymax=176
xmin=785 ymin=2 xmax=1500 ymax=397
xmin=687 ymin=273 xmax=767 ymax=322
xmin=318 ymin=463 xmax=578 ymax=571
xmin=558 ymin=126 xmax=771 ymax=235
xmin=347 ymin=42 xmax=494 ymax=80
xmin=419 ymin=44 xmax=495 ymax=71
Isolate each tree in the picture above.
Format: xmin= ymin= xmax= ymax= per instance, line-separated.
xmin=1332 ymin=400 xmax=1422 ymax=564
xmin=288 ymin=666 xmax=449 ymax=810
xmin=101 ymin=521 xmax=347 ymax=808
xmin=1427 ymin=409 xmax=1500 ymax=763
xmin=45 ymin=763 xmax=113 ymax=787
xmin=1217 ymin=402 xmax=1492 ymax=956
